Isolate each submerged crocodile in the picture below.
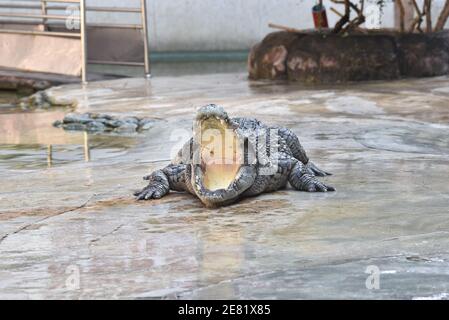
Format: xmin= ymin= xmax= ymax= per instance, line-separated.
xmin=135 ymin=104 xmax=334 ymax=207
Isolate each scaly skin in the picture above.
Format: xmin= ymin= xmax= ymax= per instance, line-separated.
xmin=135 ymin=105 xmax=334 ymax=207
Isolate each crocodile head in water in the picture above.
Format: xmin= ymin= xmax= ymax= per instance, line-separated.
xmin=190 ymin=104 xmax=257 ymax=207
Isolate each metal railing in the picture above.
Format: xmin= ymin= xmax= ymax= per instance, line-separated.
xmin=0 ymin=0 xmax=151 ymax=83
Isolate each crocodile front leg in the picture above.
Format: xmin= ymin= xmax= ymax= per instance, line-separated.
xmin=277 ymin=127 xmax=309 ymax=164
xmin=289 ymin=161 xmax=335 ymax=192
xmin=277 ymin=127 xmax=331 ymax=176
xmin=135 ymin=164 xmax=187 ymax=200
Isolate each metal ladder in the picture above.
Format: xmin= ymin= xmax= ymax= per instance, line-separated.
xmin=0 ymin=0 xmax=151 ymax=83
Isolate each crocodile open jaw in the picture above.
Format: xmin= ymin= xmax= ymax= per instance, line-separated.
xmin=197 ymin=116 xmax=243 ymax=191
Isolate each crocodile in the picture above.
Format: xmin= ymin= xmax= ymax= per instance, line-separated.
xmin=134 ymin=104 xmax=334 ymax=207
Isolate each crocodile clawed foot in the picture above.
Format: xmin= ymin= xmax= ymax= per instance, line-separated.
xmin=134 ymin=184 xmax=167 ymax=200
xmin=299 ymin=174 xmax=336 ymax=193
xmin=135 ymin=170 xmax=171 ymax=201
xmin=306 ymin=162 xmax=332 ymax=177
xmin=306 ymin=179 xmax=336 ymax=192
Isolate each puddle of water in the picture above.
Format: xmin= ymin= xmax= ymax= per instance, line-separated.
xmin=357 ymin=124 xmax=449 ymax=155
xmin=0 ymin=109 xmax=137 ymax=169
xmin=88 ymin=60 xmax=247 ymax=78
xmin=326 ymin=96 xmax=384 ymax=115
xmin=0 ymin=91 xmax=20 ymax=108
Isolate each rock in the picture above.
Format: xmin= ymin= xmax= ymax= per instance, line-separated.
xmin=19 ymin=90 xmax=68 ymax=109
xmin=287 ymin=34 xmax=400 ymax=83
xmin=85 ymin=121 xmax=107 ymax=132
xmin=62 ymin=123 xmax=87 ymax=131
xmin=396 ymin=32 xmax=449 ymax=77
xmin=63 ymin=113 xmax=93 ymax=124
xmin=55 ymin=112 xmax=155 ymax=134
xmin=104 ymin=119 xmax=125 ymax=128
xmin=114 ymin=122 xmax=138 ymax=133
xmin=28 ymin=91 xmax=50 ymax=108
xmin=18 ymin=101 xmax=28 ymax=109
xmin=248 ymin=31 xmax=303 ymax=80
xmin=123 ymin=116 xmax=140 ymax=125
xmin=248 ymin=30 xmax=449 ymax=83
xmin=53 ymin=120 xmax=63 ymax=128
xmin=32 ymin=80 xmax=52 ymax=91
xmin=139 ymin=119 xmax=154 ymax=131
xmin=91 ymin=113 xmax=114 ymax=121
xmin=19 ymin=90 xmax=75 ymax=109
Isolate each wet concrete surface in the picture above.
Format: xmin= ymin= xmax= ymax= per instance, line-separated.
xmin=0 ymin=74 xmax=449 ymax=299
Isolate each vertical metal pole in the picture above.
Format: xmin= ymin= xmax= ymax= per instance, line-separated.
xmin=47 ymin=144 xmax=53 ymax=168
xmin=84 ymin=132 xmax=90 ymax=162
xmin=140 ymin=0 xmax=151 ymax=78
xmin=41 ymin=0 xmax=47 ymax=31
xmin=80 ymin=0 xmax=88 ymax=84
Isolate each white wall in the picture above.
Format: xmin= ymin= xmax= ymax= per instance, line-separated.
xmin=89 ymin=0 xmax=449 ymax=52
xmin=2 ymin=0 xmax=449 ymax=52
xmin=87 ymin=0 xmax=396 ymax=51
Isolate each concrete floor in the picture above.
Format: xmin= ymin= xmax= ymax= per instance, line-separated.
xmin=1 ymin=73 xmax=449 ymax=299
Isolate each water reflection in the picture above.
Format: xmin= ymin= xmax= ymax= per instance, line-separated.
xmin=46 ymin=132 xmax=91 ymax=167
xmin=0 ymin=110 xmax=137 ymax=169
xmin=88 ymin=60 xmax=247 ymax=78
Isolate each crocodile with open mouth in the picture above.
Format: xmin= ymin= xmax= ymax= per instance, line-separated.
xmin=135 ymin=104 xmax=334 ymax=207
